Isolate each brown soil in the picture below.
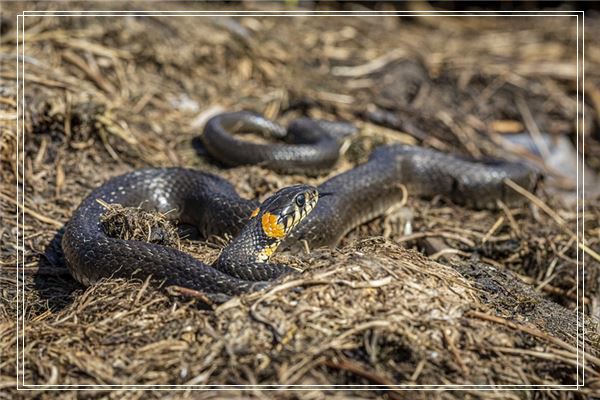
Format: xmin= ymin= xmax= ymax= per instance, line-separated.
xmin=1 ymin=1 xmax=599 ymax=399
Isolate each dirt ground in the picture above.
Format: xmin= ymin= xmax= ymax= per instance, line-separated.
xmin=1 ymin=1 xmax=599 ymax=399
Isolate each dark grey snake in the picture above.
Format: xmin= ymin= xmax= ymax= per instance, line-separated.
xmin=62 ymin=111 xmax=539 ymax=302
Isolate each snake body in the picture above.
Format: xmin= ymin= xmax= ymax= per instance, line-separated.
xmin=202 ymin=111 xmax=357 ymax=174
xmin=62 ymin=112 xmax=539 ymax=300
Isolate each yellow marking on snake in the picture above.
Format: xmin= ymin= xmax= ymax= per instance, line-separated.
xmin=261 ymin=212 xmax=286 ymax=239
xmin=250 ymin=207 xmax=260 ymax=218
xmin=257 ymin=243 xmax=277 ymax=262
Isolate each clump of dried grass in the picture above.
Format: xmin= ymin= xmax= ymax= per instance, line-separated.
xmin=100 ymin=201 xmax=181 ymax=248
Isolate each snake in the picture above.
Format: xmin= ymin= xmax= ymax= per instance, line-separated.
xmin=62 ymin=111 xmax=539 ymax=302
xmin=201 ymin=111 xmax=357 ymax=174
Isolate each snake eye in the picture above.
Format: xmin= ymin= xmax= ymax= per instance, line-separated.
xmin=295 ymin=194 xmax=306 ymax=208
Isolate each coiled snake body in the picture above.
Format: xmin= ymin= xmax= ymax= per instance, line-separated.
xmin=62 ymin=112 xmax=539 ymax=301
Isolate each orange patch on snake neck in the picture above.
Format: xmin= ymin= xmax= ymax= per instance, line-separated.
xmin=250 ymin=208 xmax=260 ymax=218
xmin=261 ymin=212 xmax=285 ymax=238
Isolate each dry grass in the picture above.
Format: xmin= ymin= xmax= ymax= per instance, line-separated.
xmin=1 ymin=1 xmax=599 ymax=399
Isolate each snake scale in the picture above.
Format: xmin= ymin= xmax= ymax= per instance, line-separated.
xmin=62 ymin=111 xmax=539 ymax=302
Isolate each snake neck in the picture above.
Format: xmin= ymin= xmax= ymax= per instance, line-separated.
xmin=214 ymin=216 xmax=282 ymax=270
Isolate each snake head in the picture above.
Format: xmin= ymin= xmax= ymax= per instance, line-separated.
xmin=254 ymin=185 xmax=319 ymax=240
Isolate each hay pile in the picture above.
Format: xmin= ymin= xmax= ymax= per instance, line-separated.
xmin=1 ymin=1 xmax=599 ymax=398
